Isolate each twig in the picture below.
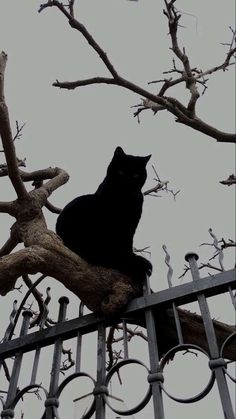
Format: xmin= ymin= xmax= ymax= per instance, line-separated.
xmin=144 ymin=165 xmax=180 ymax=199
xmin=5 ymin=275 xmax=46 ymax=341
xmin=219 ymin=174 xmax=236 ymax=186
xmin=0 ymin=52 xmax=28 ymax=199
xmin=60 ymin=346 xmax=75 ymax=372
xmin=220 ymin=238 xmax=236 ymax=250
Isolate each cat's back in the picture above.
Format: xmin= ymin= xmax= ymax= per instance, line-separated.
xmin=56 ymin=193 xmax=96 ymax=239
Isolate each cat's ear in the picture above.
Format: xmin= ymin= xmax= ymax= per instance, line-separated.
xmin=114 ymin=146 xmax=125 ymax=158
xmin=144 ymin=154 xmax=152 ymax=164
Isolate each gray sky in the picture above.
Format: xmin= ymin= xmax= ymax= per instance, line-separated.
xmin=0 ymin=1 xmax=235 ymax=418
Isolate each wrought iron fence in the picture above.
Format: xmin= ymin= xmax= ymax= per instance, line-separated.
xmin=0 ymin=252 xmax=235 ymax=419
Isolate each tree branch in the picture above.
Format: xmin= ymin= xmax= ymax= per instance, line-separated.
xmin=219 ymin=174 xmax=236 ymax=186
xmin=38 ymin=2 xmax=236 ymax=143
xmin=0 ymin=201 xmax=16 ymax=216
xmin=0 ymin=239 xmax=137 ymax=315
xmin=39 ymin=1 xmax=119 ymax=78
xmin=34 ymin=167 xmax=69 ymax=205
xmin=0 ymin=235 xmax=20 ymax=257
xmin=53 ymin=76 xmax=117 ymax=89
xmin=0 ymin=52 xmax=28 ymax=200
xmin=164 ymin=0 xmax=200 ymax=115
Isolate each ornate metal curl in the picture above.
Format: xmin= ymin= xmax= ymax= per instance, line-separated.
xmin=220 ymin=332 xmax=236 ymax=384
xmin=56 ymin=372 xmax=96 ymax=419
xmin=104 ymin=358 xmax=152 ymax=416
xmin=160 ymin=344 xmax=215 ymax=403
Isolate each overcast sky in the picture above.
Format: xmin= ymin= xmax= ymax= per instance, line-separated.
xmin=0 ymin=1 xmax=235 ymax=418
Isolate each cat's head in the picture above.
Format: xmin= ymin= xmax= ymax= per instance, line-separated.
xmin=107 ymin=146 xmax=151 ymax=191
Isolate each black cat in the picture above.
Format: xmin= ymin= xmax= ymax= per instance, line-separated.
xmin=56 ymin=146 xmax=152 ymax=281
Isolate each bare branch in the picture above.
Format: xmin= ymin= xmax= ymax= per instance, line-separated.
xmin=44 ymin=201 xmax=62 ymax=214
xmin=106 ymin=325 xmax=116 ymax=371
xmin=22 ymin=274 xmax=45 ymax=317
xmin=4 ymin=274 xmax=47 ymax=341
xmin=0 ymin=159 xmax=26 ymax=177
xmin=0 ymin=201 xmax=16 ymax=216
xmin=0 ymin=236 xmax=20 ymax=257
xmin=60 ymin=346 xmax=75 ymax=372
xmin=53 ymin=77 xmax=116 ymax=89
xmin=220 ymin=238 xmax=236 ymax=250
xmin=0 ymin=121 xmax=26 ymax=153
xmin=38 ymin=3 xmax=236 ymax=143
xmin=144 ymin=165 xmax=180 ymax=199
xmin=39 ymin=1 xmax=119 ymax=78
xmin=0 ymin=52 xmax=28 ymax=200
xmin=34 ymin=167 xmax=69 ymax=205
xmin=12 ymin=121 xmax=26 ymax=143
xmin=68 ymin=0 xmax=75 ymax=17
xmin=219 ymin=174 xmax=236 ymax=186
xmin=19 ymin=167 xmax=68 ymax=183
xmin=163 ymin=0 xmax=200 ymax=114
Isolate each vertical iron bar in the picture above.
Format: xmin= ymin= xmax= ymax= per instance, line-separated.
xmin=95 ymin=322 xmax=107 ymax=419
xmin=186 ymin=253 xmax=235 ymax=419
xmin=75 ymin=302 xmax=84 ymax=373
xmin=122 ymin=320 xmax=129 ymax=360
xmin=30 ymin=347 xmax=41 ymax=385
xmin=143 ymin=276 xmax=165 ymax=419
xmin=228 ymin=287 xmax=236 ymax=310
xmin=1 ymin=310 xmax=32 ymax=419
xmin=171 ymin=303 xmax=184 ymax=344
xmin=44 ymin=297 xmax=69 ymax=419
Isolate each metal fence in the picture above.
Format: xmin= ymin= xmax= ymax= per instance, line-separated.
xmin=0 ymin=252 xmax=235 ymax=419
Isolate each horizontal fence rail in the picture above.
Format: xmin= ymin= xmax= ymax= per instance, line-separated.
xmin=0 ymin=269 xmax=235 ymax=360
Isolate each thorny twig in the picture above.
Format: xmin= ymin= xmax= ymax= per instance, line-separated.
xmin=144 ymin=165 xmax=180 ymax=200
xmin=133 ymin=5 xmax=236 ymax=126
xmin=4 ymin=275 xmax=47 ymax=341
xmin=60 ymin=346 xmax=75 ymax=373
xmin=180 ymin=228 xmax=235 ymax=278
xmin=106 ymin=324 xmax=147 ymax=371
xmin=220 ymin=238 xmax=236 ymax=250
xmin=0 ymin=121 xmax=26 ymax=153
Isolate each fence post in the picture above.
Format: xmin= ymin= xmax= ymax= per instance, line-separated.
xmin=143 ymin=275 xmax=165 ymax=419
xmin=94 ymin=322 xmax=107 ymax=419
xmin=186 ymin=253 xmax=235 ymax=419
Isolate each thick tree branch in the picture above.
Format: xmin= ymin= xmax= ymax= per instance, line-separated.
xmin=128 ymin=307 xmax=236 ymax=361
xmin=0 ymin=201 xmax=16 ymax=216
xmin=0 ymin=239 xmax=235 ymax=361
xmin=0 ymin=239 xmax=136 ymax=315
xmin=0 ymin=235 xmax=20 ymax=257
xmin=0 ymin=52 xmax=28 ymax=200
xmin=33 ymin=167 xmax=69 ymax=206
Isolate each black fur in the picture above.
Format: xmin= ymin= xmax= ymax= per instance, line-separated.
xmin=56 ymin=147 xmax=152 ymax=281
